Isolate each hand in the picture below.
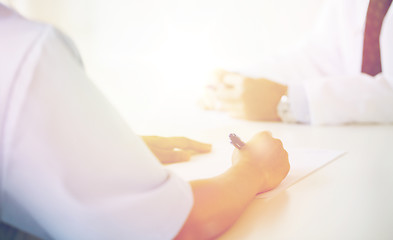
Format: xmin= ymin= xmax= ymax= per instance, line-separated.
xmin=141 ymin=136 xmax=212 ymax=164
xmin=201 ymin=69 xmax=287 ymax=121
xmin=232 ymin=131 xmax=290 ymax=193
xmin=175 ymin=131 xmax=289 ymax=239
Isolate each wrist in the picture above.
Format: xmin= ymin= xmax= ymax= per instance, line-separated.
xmin=230 ymin=151 xmax=267 ymax=194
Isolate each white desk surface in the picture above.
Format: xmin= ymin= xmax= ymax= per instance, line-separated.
xmin=217 ymin=122 xmax=393 ymax=240
xmin=131 ymin=109 xmax=393 ymax=240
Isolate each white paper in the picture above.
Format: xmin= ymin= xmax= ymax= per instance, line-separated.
xmin=257 ymin=148 xmax=345 ymax=198
xmin=165 ymin=145 xmax=345 ymax=199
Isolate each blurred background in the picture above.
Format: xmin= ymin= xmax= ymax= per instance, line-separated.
xmin=1 ymin=0 xmax=327 ymax=132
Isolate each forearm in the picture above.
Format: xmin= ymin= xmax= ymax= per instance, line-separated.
xmin=175 ymin=161 xmax=261 ymax=240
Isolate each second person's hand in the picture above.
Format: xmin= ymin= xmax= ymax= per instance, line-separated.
xmin=201 ymin=69 xmax=287 ymax=121
xmin=141 ymin=136 xmax=212 ymax=164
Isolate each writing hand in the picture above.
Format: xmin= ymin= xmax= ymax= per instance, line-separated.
xmin=232 ymin=131 xmax=290 ymax=193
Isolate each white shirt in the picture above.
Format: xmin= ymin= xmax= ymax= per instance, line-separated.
xmin=263 ymin=0 xmax=393 ymax=124
xmin=0 ymin=4 xmax=193 ymax=240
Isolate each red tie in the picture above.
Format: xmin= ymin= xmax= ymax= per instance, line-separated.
xmin=361 ymin=0 xmax=392 ymax=76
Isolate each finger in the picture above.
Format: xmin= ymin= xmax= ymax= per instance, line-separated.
xmin=202 ymin=69 xmax=245 ymax=111
xmin=275 ymin=138 xmax=283 ymax=148
xmin=212 ymin=69 xmax=243 ymax=86
xmin=262 ymin=131 xmax=272 ymax=137
xmin=220 ymin=71 xmax=245 ymax=88
xmin=248 ymin=131 xmax=273 ymax=144
xmin=166 ymin=137 xmax=212 ymax=153
xmin=141 ymin=136 xmax=175 ymax=150
xmin=149 ymin=147 xmax=191 ymax=164
xmin=283 ymin=149 xmax=290 ymax=174
xmin=206 ymin=69 xmax=235 ymax=92
xmin=142 ymin=136 xmax=212 ymax=153
xmin=216 ymin=81 xmax=243 ymax=101
xmin=214 ymin=71 xmax=245 ymax=100
xmin=199 ymin=84 xmax=221 ymax=110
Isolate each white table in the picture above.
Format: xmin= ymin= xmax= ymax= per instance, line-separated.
xmin=132 ymin=109 xmax=393 ymax=240
xmin=216 ymin=122 xmax=393 ymax=240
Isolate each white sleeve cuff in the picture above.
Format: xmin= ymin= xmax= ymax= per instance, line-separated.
xmin=278 ymin=84 xmax=310 ymax=124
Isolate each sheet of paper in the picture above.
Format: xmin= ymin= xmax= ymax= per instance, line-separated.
xmin=165 ymin=144 xmax=345 ymax=199
xmin=257 ymin=148 xmax=345 ymax=198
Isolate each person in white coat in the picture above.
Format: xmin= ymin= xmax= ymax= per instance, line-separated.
xmin=0 ymin=3 xmax=290 ymax=240
xmin=203 ymin=0 xmax=393 ymax=125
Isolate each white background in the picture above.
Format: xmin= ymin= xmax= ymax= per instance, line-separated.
xmin=2 ymin=0 xmax=327 ymax=130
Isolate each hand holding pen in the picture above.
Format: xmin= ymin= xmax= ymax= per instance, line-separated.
xmin=229 ymin=131 xmax=290 ymax=193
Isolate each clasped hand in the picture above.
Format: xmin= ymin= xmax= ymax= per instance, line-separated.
xmin=201 ymin=69 xmax=287 ymax=121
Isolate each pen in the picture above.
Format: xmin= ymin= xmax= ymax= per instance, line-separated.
xmin=229 ymin=133 xmax=246 ymax=150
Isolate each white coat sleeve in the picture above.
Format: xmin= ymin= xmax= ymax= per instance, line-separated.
xmin=0 ymin=27 xmax=193 ymax=240
xmin=253 ymin=1 xmax=347 ymax=123
xmin=263 ymin=0 xmax=393 ymax=124
xmin=296 ymin=1 xmax=393 ymax=125
xmin=257 ymin=1 xmax=345 ymax=85
xmin=303 ymin=73 xmax=393 ymax=125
